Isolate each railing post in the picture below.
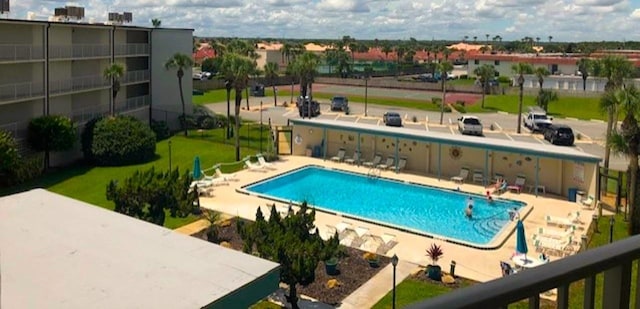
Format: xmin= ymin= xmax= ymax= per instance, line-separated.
xmin=557 ymin=284 xmax=569 ymax=309
xmin=603 ymin=262 xmax=632 ymax=309
xmin=583 ymin=275 xmax=596 ymax=309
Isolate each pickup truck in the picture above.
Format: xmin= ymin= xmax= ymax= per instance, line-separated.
xmin=524 ymin=106 xmax=553 ymax=132
xmin=457 ymin=116 xmax=483 ymax=136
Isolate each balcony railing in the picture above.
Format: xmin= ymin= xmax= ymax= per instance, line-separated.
xmin=49 ymin=75 xmax=110 ymax=95
xmin=0 ymin=82 xmax=44 ymax=102
xmin=115 ymin=95 xmax=150 ymax=113
xmin=49 ymin=44 xmax=110 ymax=59
xmin=0 ymin=44 xmax=44 ymax=61
xmin=122 ymin=70 xmax=150 ymax=84
xmin=71 ymin=104 xmax=110 ymax=124
xmin=408 ymin=234 xmax=640 ymax=309
xmin=114 ymin=44 xmax=149 ymax=56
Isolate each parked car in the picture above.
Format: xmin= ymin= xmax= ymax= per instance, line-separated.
xmin=330 ymin=96 xmax=349 ymax=112
xmin=383 ymin=112 xmax=402 ymax=127
xmin=544 ymin=124 xmax=575 ymax=146
xmin=298 ymin=98 xmax=321 ymax=118
xmin=457 ymin=116 xmax=483 ymax=136
xmin=524 ymin=106 xmax=553 ymax=132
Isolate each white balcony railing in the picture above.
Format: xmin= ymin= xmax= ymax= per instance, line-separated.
xmin=0 ymin=44 xmax=45 ymax=61
xmin=0 ymin=82 xmax=45 ymax=102
xmin=114 ymin=44 xmax=149 ymax=56
xmin=115 ymin=95 xmax=150 ymax=113
xmin=49 ymin=44 xmax=111 ymax=59
xmin=122 ymin=70 xmax=150 ymax=84
xmin=71 ymin=104 xmax=110 ymax=124
xmin=49 ymin=75 xmax=110 ymax=95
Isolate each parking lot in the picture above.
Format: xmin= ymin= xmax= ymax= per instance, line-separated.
xmin=204 ymin=84 xmax=627 ymax=170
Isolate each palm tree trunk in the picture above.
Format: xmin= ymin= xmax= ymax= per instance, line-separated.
xmin=629 ymin=137 xmax=639 ymax=234
xmin=603 ymin=109 xmax=614 ymax=170
xmin=178 ymin=76 xmax=187 ymax=136
xmin=481 ymin=82 xmax=486 ymax=108
xmin=226 ymin=88 xmax=231 ymax=139
xmin=439 ymin=79 xmax=446 ymax=125
xmin=582 ymin=76 xmax=587 ymax=91
xmin=245 ymin=87 xmax=250 ymax=111
xmin=234 ymin=90 xmax=242 ymax=161
xmin=287 ymin=281 xmax=299 ymax=309
xmin=273 ymin=85 xmax=278 ymax=107
xmin=517 ymin=82 xmax=524 ymax=134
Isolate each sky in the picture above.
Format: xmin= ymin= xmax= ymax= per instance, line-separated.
xmin=6 ymin=0 xmax=640 ymax=42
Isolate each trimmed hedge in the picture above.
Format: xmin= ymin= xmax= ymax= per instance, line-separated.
xmin=151 ymin=120 xmax=171 ymax=141
xmin=87 ymin=116 xmax=156 ymax=166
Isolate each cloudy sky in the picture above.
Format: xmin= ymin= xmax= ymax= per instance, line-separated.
xmin=8 ymin=0 xmax=640 ymax=42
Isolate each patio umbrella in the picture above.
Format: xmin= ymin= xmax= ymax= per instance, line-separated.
xmin=516 ymin=219 xmax=530 ymax=263
xmin=193 ymin=156 xmax=202 ymax=180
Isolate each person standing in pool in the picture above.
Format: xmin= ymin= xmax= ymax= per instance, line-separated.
xmin=465 ymin=197 xmax=474 ymax=219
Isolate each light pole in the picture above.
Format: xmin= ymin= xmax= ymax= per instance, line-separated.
xmin=260 ymin=100 xmax=263 ymax=153
xmin=168 ymin=139 xmax=172 ymax=171
xmin=516 ymin=74 xmax=525 ymax=134
xmin=391 ymin=254 xmax=399 ymax=309
xmin=364 ymin=75 xmax=369 ymax=117
xmin=609 ymin=216 xmax=615 ymax=243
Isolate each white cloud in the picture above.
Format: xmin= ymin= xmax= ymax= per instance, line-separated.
xmin=632 ymin=8 xmax=640 ymax=19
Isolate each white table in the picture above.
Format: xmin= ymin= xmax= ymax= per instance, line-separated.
xmin=527 ymin=185 xmax=546 ymax=194
xmin=512 ymin=255 xmax=547 ymax=269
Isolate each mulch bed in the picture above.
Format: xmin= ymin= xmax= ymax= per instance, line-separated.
xmin=192 ymin=217 xmax=390 ymax=306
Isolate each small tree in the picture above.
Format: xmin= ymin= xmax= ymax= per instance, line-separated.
xmin=473 ymin=64 xmax=496 ymax=108
xmin=103 ymin=63 xmax=125 ymax=116
xmin=106 ymin=167 xmax=197 ymax=226
xmin=239 ymin=202 xmax=338 ymax=309
xmin=536 ymin=89 xmax=559 ymax=111
xmin=164 ymin=53 xmax=194 ymax=137
xmin=151 ymin=18 xmax=161 ymax=27
xmin=27 ymin=115 xmax=76 ymax=169
xmin=202 ymin=209 xmax=222 ymax=243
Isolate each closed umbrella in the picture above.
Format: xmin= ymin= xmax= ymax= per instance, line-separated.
xmin=193 ymin=156 xmax=202 ymax=180
xmin=516 ymin=220 xmax=530 ymax=264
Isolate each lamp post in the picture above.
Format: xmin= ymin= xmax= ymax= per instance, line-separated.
xmin=391 ymin=254 xmax=399 ymax=309
xmin=168 ymin=139 xmax=172 ymax=171
xmin=364 ymin=75 xmax=369 ymax=117
xmin=609 ymin=216 xmax=615 ymax=243
xmin=516 ymin=74 xmax=525 ymax=134
xmin=260 ymin=100 xmax=263 ymax=153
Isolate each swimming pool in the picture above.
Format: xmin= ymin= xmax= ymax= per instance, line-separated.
xmin=243 ymin=165 xmax=526 ymax=247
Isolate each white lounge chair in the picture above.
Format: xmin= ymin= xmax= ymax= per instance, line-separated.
xmin=536 ymin=226 xmax=575 ymax=240
xmin=451 ymin=167 xmax=470 ymax=183
xmin=377 ymin=157 xmax=395 ymax=170
xmin=256 ymin=154 xmax=277 ymax=170
xmin=245 ymin=159 xmax=268 ymax=172
xmin=546 ymin=211 xmax=581 ymax=227
xmin=330 ymin=148 xmax=346 ymax=162
xmin=377 ymin=233 xmax=398 ymax=254
xmin=363 ymin=153 xmax=382 ymax=167
xmin=534 ymin=236 xmax=573 ymax=257
xmin=473 ymin=170 xmax=485 ymax=184
xmin=344 ymin=151 xmax=360 ymax=164
xmin=215 ymin=167 xmax=238 ymax=181
xmin=581 ymin=195 xmax=595 ymax=208
xmin=396 ymin=157 xmax=407 ymax=172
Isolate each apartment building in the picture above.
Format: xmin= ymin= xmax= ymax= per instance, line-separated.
xmin=0 ymin=18 xmax=193 ymax=142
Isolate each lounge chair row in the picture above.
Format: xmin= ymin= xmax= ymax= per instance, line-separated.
xmin=244 ymin=154 xmax=277 ymax=172
xmin=324 ymin=222 xmax=398 ymax=255
xmin=330 ymin=148 xmax=407 ymax=171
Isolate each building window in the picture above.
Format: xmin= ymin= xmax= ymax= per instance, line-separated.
xmin=474 ymin=60 xmax=479 ymax=65
xmin=494 ymin=60 xmax=500 ymax=65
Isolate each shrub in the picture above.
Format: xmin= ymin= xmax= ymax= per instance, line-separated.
xmin=443 ymin=106 xmax=452 ymax=113
xmin=497 ymin=76 xmax=511 ymax=84
xmin=432 ymin=98 xmax=442 ymax=105
xmin=179 ymin=114 xmax=198 ymax=130
xmin=456 ymin=100 xmax=466 ymax=106
xmin=0 ymin=129 xmax=19 ymax=175
xmin=90 ymin=116 xmax=156 ymax=166
xmin=81 ymin=116 xmax=104 ymax=162
xmin=453 ymin=104 xmax=467 ymax=114
xmin=412 ymin=115 xmax=418 ymax=123
xmin=150 ymin=120 xmax=171 ymax=141
xmin=426 ymin=243 xmax=444 ymax=265
xmin=28 ymin=115 xmax=76 ymax=168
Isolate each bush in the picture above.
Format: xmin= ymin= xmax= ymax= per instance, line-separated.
xmin=150 ymin=120 xmax=171 ymax=141
xmin=443 ymin=106 xmax=452 ymax=113
xmin=456 ymin=100 xmax=466 ymax=107
xmin=497 ymin=76 xmax=511 ymax=84
xmin=432 ymin=98 xmax=442 ymax=105
xmin=0 ymin=129 xmax=19 ymax=174
xmin=81 ymin=116 xmax=104 ymax=162
xmin=89 ymin=116 xmax=156 ymax=166
xmin=453 ymin=104 xmax=466 ymax=114
xmin=0 ymin=152 xmax=44 ymax=187
xmin=179 ymin=114 xmax=198 ymax=130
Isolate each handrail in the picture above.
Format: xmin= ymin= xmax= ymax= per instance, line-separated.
xmin=0 ymin=44 xmax=44 ymax=61
xmin=407 ymin=234 xmax=640 ymax=308
xmin=0 ymin=81 xmax=44 ymax=102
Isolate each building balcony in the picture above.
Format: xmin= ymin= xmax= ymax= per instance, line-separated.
xmin=114 ymin=44 xmax=149 ymax=56
xmin=122 ymin=70 xmax=150 ymax=84
xmin=0 ymin=44 xmax=45 ymax=62
xmin=0 ymin=82 xmax=45 ymax=103
xmin=409 ymin=234 xmax=640 ymax=309
xmin=49 ymin=44 xmax=111 ymax=60
xmin=49 ymin=75 xmax=110 ymax=96
xmin=71 ymin=104 xmax=109 ymax=124
xmin=115 ymin=95 xmax=150 ymax=113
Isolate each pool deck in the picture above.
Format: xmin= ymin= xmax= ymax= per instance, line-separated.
xmin=199 ymin=155 xmax=595 ymax=307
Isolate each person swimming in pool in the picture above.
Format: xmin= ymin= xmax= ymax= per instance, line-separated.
xmin=465 ymin=197 xmax=474 ymax=218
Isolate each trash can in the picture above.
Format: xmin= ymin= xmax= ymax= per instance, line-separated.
xmin=576 ymin=191 xmax=585 ymax=204
xmin=312 ymin=145 xmax=322 ymax=158
xmin=568 ymin=188 xmax=578 ymax=202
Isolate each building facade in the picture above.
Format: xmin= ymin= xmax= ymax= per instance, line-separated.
xmin=0 ymin=18 xmax=193 ymax=143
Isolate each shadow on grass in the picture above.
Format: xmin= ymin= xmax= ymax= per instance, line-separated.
xmin=0 ymin=162 xmax=94 ymax=196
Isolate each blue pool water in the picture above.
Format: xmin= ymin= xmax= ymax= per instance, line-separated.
xmin=244 ymin=166 xmax=525 ymax=245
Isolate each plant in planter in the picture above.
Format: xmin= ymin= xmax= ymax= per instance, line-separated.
xmin=363 ymin=252 xmax=380 ymax=268
xmin=320 ymin=230 xmax=340 ymax=275
xmin=425 ymin=243 xmax=444 ymax=281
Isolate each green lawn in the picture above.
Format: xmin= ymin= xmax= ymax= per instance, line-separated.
xmin=0 ymin=127 xmax=270 ymax=229
xmin=371 ymin=213 xmax=632 ymax=308
xmin=192 ymin=89 xmax=228 ymax=105
xmin=465 ymin=94 xmax=605 ymax=120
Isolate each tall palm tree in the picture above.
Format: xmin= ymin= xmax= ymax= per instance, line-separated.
xmin=381 ymin=43 xmax=393 ymax=61
xmin=608 ymin=85 xmax=640 ymax=234
xmin=164 ymin=53 xmax=193 ymax=136
xmin=103 ymin=63 xmax=125 ymax=116
xmin=220 ymin=53 xmax=255 ymax=161
xmin=591 ymin=55 xmax=634 ymax=170
xmin=534 ymin=67 xmax=550 ymax=90
xmin=291 ymin=52 xmax=320 ymax=99
xmin=512 ymin=63 xmax=534 ymax=133
xmin=548 ymin=36 xmax=553 ymax=43
xmin=473 ymin=64 xmax=496 ymax=108
xmin=264 ymin=62 xmax=279 ymax=106
xmin=576 ymin=58 xmax=591 ymax=91
xmin=535 ymin=89 xmax=558 ymax=111
xmin=438 ymin=61 xmax=454 ymax=125
xmin=151 ymin=18 xmax=161 ymax=27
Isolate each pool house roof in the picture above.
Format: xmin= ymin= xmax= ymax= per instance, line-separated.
xmin=291 ymin=118 xmax=602 ymax=164
xmin=0 ymin=189 xmax=280 ymax=309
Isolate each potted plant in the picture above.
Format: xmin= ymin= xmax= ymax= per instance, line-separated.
xmin=363 ymin=252 xmax=380 ymax=268
xmin=321 ymin=230 xmax=340 ymax=275
xmin=426 ymin=243 xmax=444 ymax=281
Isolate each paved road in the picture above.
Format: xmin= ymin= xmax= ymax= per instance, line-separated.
xmin=203 ymin=84 xmax=626 ymax=170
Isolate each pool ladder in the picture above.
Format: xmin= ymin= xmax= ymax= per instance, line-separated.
xmin=367 ymin=167 xmax=381 ymax=179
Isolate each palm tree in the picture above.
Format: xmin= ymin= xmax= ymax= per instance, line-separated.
xmin=291 ymin=52 xmax=320 ymax=100
xmin=438 ymin=61 xmax=454 ymax=125
xmin=103 ymin=63 xmax=125 ymax=116
xmin=164 ymin=53 xmax=194 ymax=136
xmin=220 ymin=53 xmax=255 ymax=161
xmin=534 ymin=67 xmax=550 ymax=90
xmin=473 ymin=64 xmax=496 ymax=108
xmin=512 ymin=63 xmax=534 ymax=133
xmin=151 ymin=18 xmax=161 ymax=27
xmin=608 ymin=85 xmax=640 ymax=234
xmin=548 ymin=36 xmax=553 ymax=43
xmin=576 ymin=58 xmax=591 ymax=91
xmin=264 ymin=62 xmax=279 ymax=106
xmin=381 ymin=43 xmax=393 ymax=60
xmin=536 ymin=89 xmax=558 ymax=111
xmin=463 ymin=35 xmax=469 ymax=43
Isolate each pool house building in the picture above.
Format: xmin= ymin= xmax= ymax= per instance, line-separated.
xmin=290 ymin=118 xmax=601 ymax=201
